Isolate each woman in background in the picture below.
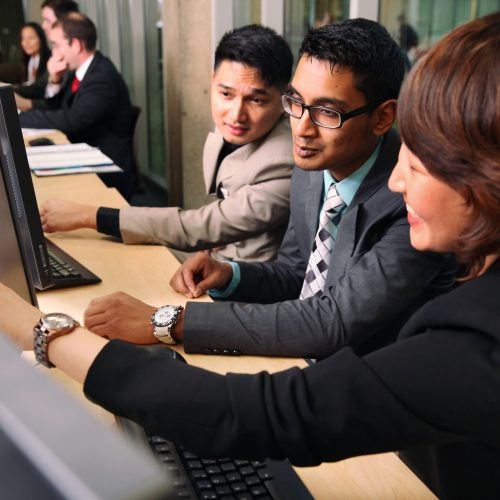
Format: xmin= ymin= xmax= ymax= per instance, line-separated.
xmin=0 ymin=12 xmax=498 ymax=499
xmin=14 ymin=22 xmax=51 ymax=98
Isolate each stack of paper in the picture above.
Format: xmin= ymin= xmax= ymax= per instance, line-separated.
xmin=25 ymin=143 xmax=122 ymax=176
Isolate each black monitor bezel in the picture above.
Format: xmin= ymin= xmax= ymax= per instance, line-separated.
xmin=0 ymin=83 xmax=53 ymax=290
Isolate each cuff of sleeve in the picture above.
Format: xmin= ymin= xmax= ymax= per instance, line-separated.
xmin=96 ymin=207 xmax=122 ymax=239
xmin=209 ymin=261 xmax=241 ymax=299
xmin=45 ymin=82 xmax=61 ymax=98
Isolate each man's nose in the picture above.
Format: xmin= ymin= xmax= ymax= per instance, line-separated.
xmin=229 ymin=98 xmax=246 ymax=122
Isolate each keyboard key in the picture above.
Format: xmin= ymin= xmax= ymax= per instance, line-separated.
xmin=257 ymin=469 xmax=273 ymax=481
xmin=231 ymin=482 xmax=248 ymax=493
xmin=195 ymin=479 xmax=212 ymax=491
xmin=215 ymin=485 xmax=232 ymax=495
xmin=186 ymin=459 xmax=203 ymax=469
xmin=250 ymin=485 xmax=268 ymax=496
xmin=226 ymin=472 xmax=242 ymax=483
xmin=210 ymin=474 xmax=226 ymax=485
xmin=206 ymin=465 xmax=222 ymax=475
xmin=245 ymin=475 xmax=261 ymax=486
xmin=239 ymin=465 xmax=255 ymax=476
xmin=221 ymin=462 xmax=237 ymax=472
xmin=237 ymin=494 xmax=253 ymax=500
xmin=201 ymin=491 xmax=218 ymax=500
xmin=192 ymin=469 xmax=208 ymax=479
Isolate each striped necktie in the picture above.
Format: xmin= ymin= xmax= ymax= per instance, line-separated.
xmin=300 ymin=184 xmax=345 ymax=299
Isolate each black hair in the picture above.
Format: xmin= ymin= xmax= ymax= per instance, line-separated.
xmin=19 ymin=22 xmax=51 ymax=81
xmin=41 ymin=0 xmax=79 ymax=18
xmin=299 ymin=18 xmax=405 ymax=103
xmin=56 ymin=12 xmax=97 ymax=51
xmin=214 ymin=24 xmax=293 ymax=91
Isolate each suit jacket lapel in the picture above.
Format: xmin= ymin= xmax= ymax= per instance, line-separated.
xmin=63 ymin=52 xmax=101 ymax=106
xmin=203 ymin=130 xmax=224 ymax=193
xmin=62 ymin=70 xmax=76 ymax=106
xmin=326 ymin=129 xmax=401 ymax=284
xmin=298 ymin=171 xmax=323 ymax=254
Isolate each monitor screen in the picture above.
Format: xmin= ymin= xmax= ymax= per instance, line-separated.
xmin=0 ymin=83 xmax=53 ymax=290
xmin=0 ymin=334 xmax=173 ymax=499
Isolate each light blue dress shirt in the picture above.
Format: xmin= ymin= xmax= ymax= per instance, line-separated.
xmin=210 ymin=139 xmax=383 ymax=299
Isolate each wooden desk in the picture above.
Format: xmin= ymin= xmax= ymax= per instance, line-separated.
xmin=33 ymin=173 xmax=435 ymax=499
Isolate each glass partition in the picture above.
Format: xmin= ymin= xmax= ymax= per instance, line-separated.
xmin=234 ymin=0 xmax=262 ymax=26
xmin=379 ymin=0 xmax=500 ymax=69
xmin=284 ymin=0 xmax=349 ymax=62
xmin=79 ymin=0 xmax=166 ymax=188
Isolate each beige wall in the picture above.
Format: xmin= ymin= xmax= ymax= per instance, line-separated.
xmin=163 ymin=0 xmax=213 ymax=209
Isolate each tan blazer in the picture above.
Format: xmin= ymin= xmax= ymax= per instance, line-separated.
xmin=119 ymin=118 xmax=293 ymax=262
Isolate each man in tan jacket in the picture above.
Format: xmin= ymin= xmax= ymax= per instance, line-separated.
xmin=40 ymin=25 xmax=294 ymax=262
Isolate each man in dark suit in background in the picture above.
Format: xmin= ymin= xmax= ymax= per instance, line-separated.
xmin=19 ymin=13 xmax=136 ymax=199
xmin=81 ymin=19 xmax=456 ymax=358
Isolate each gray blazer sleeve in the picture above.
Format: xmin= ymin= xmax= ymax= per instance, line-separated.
xmin=183 ymin=209 xmax=450 ymax=358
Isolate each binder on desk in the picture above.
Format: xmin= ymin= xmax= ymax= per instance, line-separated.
xmin=25 ymin=142 xmax=122 ymax=176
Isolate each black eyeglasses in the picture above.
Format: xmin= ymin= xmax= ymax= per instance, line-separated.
xmin=281 ymin=94 xmax=382 ymax=129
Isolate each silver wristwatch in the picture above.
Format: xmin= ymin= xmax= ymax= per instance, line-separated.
xmin=33 ymin=313 xmax=80 ymax=368
xmin=151 ymin=305 xmax=184 ymax=344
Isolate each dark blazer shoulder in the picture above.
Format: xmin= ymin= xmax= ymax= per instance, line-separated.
xmin=400 ymin=260 xmax=500 ymax=341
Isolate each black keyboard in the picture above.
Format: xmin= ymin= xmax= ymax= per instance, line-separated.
xmin=117 ymin=416 xmax=313 ymax=500
xmin=45 ymin=239 xmax=101 ymax=289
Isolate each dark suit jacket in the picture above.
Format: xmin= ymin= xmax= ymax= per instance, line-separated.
xmin=19 ymin=52 xmax=135 ymax=198
xmin=85 ymin=261 xmax=500 ymax=499
xmin=14 ymin=70 xmax=63 ymax=111
xmin=182 ymin=129 xmax=455 ymax=358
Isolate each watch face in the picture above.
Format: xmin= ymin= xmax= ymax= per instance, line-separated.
xmin=154 ymin=306 xmax=176 ymax=327
xmin=42 ymin=313 xmax=75 ymax=330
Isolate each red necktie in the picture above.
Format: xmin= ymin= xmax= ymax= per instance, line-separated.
xmin=71 ymin=76 xmax=80 ymax=93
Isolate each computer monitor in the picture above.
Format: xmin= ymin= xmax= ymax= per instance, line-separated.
xmin=0 ymin=83 xmax=54 ymax=290
xmin=0 ymin=145 xmax=38 ymax=306
xmin=0 ymin=334 xmax=173 ymax=499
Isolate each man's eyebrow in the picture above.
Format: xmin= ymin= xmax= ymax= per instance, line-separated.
xmin=217 ymin=83 xmax=272 ymax=96
xmin=285 ymin=85 xmax=348 ymax=107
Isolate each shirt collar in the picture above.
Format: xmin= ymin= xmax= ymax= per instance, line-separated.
xmin=323 ymin=138 xmax=382 ymax=206
xmin=75 ymin=54 xmax=95 ymax=81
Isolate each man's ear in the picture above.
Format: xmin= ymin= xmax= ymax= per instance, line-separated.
xmin=71 ymin=38 xmax=83 ymax=54
xmin=372 ymin=99 xmax=397 ymax=136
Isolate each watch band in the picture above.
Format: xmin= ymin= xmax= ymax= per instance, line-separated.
xmin=33 ymin=314 xmax=80 ymax=368
xmin=153 ymin=324 xmax=177 ymax=345
xmin=151 ymin=305 xmax=184 ymax=345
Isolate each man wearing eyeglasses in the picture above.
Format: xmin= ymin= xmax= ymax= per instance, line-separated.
xmin=83 ymin=19 xmax=455 ymax=359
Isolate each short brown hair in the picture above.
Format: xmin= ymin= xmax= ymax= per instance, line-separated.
xmin=41 ymin=0 xmax=79 ymax=18
xmin=55 ymin=12 xmax=97 ymax=51
xmin=397 ymin=12 xmax=500 ymax=277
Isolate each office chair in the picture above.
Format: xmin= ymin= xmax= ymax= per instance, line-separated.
xmin=131 ymin=105 xmax=146 ymax=194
